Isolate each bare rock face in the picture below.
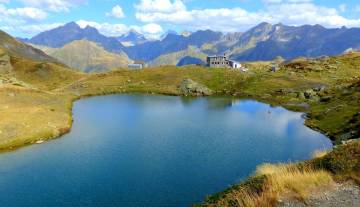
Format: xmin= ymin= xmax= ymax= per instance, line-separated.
xmin=0 ymin=53 xmax=12 ymax=74
xmin=179 ymin=79 xmax=213 ymax=96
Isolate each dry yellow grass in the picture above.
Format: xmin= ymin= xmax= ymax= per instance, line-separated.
xmin=0 ymin=87 xmax=74 ymax=151
xmin=256 ymin=164 xmax=333 ymax=200
xmin=211 ymin=164 xmax=334 ymax=207
xmin=312 ymin=150 xmax=329 ymax=159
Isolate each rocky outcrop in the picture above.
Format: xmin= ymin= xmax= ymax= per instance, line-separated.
xmin=179 ymin=79 xmax=213 ymax=96
xmin=297 ymin=86 xmax=327 ymax=101
xmin=0 ymin=53 xmax=12 ymax=73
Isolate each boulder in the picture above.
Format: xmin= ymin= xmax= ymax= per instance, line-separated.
xmin=297 ymin=92 xmax=306 ymax=99
xmin=304 ymin=89 xmax=317 ymax=99
xmin=179 ymin=79 xmax=213 ymax=96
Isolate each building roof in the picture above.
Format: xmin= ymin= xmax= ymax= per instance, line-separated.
xmin=207 ymin=55 xmax=227 ymax=58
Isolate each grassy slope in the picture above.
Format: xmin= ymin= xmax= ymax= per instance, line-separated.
xmin=0 ymin=55 xmax=84 ymax=150
xmin=0 ymin=30 xmax=56 ymax=63
xmin=2 ymin=52 xmax=358 ymax=150
xmin=32 ymin=40 xmax=132 ymax=72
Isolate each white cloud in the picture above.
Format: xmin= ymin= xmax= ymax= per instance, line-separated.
xmin=135 ymin=0 xmax=186 ymax=13
xmin=135 ymin=0 xmax=360 ymax=32
xmin=5 ymin=7 xmax=47 ymax=21
xmin=0 ymin=4 xmax=47 ymax=24
xmin=2 ymin=23 xmax=63 ymax=36
xmin=19 ymin=0 xmax=87 ymax=12
xmin=76 ymin=20 xmax=130 ymax=36
xmin=106 ymin=5 xmax=125 ymax=19
xmin=142 ymin=23 xmax=163 ymax=34
xmin=76 ymin=20 xmax=163 ymax=39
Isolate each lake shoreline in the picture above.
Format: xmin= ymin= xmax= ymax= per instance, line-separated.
xmin=0 ymin=90 xmax=332 ymax=153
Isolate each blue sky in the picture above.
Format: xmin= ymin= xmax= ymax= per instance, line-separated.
xmin=1 ymin=0 xmax=360 ymax=38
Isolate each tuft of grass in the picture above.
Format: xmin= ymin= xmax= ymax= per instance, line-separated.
xmin=256 ymin=164 xmax=333 ymax=201
xmin=312 ymin=150 xmax=329 ymax=159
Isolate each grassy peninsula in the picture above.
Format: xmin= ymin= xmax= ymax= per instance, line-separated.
xmin=0 ymin=50 xmax=359 ymax=206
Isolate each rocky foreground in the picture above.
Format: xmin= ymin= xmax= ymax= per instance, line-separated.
xmin=279 ymin=182 xmax=360 ymax=207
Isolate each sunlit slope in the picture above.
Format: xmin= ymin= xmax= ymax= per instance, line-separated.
xmin=0 ymin=30 xmax=57 ymax=63
xmin=33 ymin=40 xmax=132 ymax=72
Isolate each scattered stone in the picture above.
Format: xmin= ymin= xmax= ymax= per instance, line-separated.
xmin=320 ymin=96 xmax=332 ymax=102
xmin=271 ymin=64 xmax=280 ymax=72
xmin=304 ymin=89 xmax=317 ymax=99
xmin=277 ymin=182 xmax=360 ymax=207
xmin=297 ymin=92 xmax=306 ymax=99
xmin=35 ymin=140 xmax=44 ymax=144
xmin=313 ymin=85 xmax=326 ymax=92
xmin=179 ymin=79 xmax=213 ymax=96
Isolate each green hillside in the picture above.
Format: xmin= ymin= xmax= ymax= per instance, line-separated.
xmin=33 ymin=39 xmax=132 ymax=72
xmin=149 ymin=46 xmax=207 ymax=67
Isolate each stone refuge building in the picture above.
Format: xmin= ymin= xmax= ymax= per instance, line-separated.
xmin=128 ymin=61 xmax=147 ymax=69
xmin=206 ymin=54 xmax=241 ymax=69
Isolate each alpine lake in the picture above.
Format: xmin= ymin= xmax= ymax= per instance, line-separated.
xmin=0 ymin=94 xmax=332 ymax=207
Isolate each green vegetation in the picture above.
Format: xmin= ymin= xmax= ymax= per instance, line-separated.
xmin=149 ymin=46 xmax=207 ymax=67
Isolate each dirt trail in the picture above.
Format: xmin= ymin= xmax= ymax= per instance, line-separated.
xmin=53 ymin=76 xmax=89 ymax=92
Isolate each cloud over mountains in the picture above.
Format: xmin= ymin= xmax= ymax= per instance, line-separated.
xmin=1 ymin=0 xmax=360 ymax=38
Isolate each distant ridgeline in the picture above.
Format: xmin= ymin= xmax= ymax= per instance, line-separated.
xmin=14 ymin=22 xmax=360 ymax=71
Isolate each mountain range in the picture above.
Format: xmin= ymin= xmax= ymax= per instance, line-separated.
xmin=21 ymin=22 xmax=126 ymax=53
xmin=12 ymin=22 xmax=360 ymax=72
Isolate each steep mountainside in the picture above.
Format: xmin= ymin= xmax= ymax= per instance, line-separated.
xmin=23 ymin=22 xmax=126 ymax=53
xmin=117 ymin=30 xmax=147 ymax=46
xmin=177 ymin=56 xmax=205 ymax=67
xmin=0 ymin=30 xmax=57 ymax=63
xmin=125 ymin=30 xmax=222 ymax=62
xmin=230 ymin=23 xmax=360 ymax=61
xmin=149 ymin=46 xmax=207 ymax=67
xmin=33 ymin=40 xmax=131 ymax=72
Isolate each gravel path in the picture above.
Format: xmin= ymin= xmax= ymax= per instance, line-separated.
xmin=278 ymin=182 xmax=360 ymax=207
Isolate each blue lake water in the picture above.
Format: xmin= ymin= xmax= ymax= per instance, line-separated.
xmin=0 ymin=95 xmax=332 ymax=207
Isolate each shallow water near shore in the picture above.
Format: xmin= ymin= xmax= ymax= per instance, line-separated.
xmin=0 ymin=95 xmax=332 ymax=207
